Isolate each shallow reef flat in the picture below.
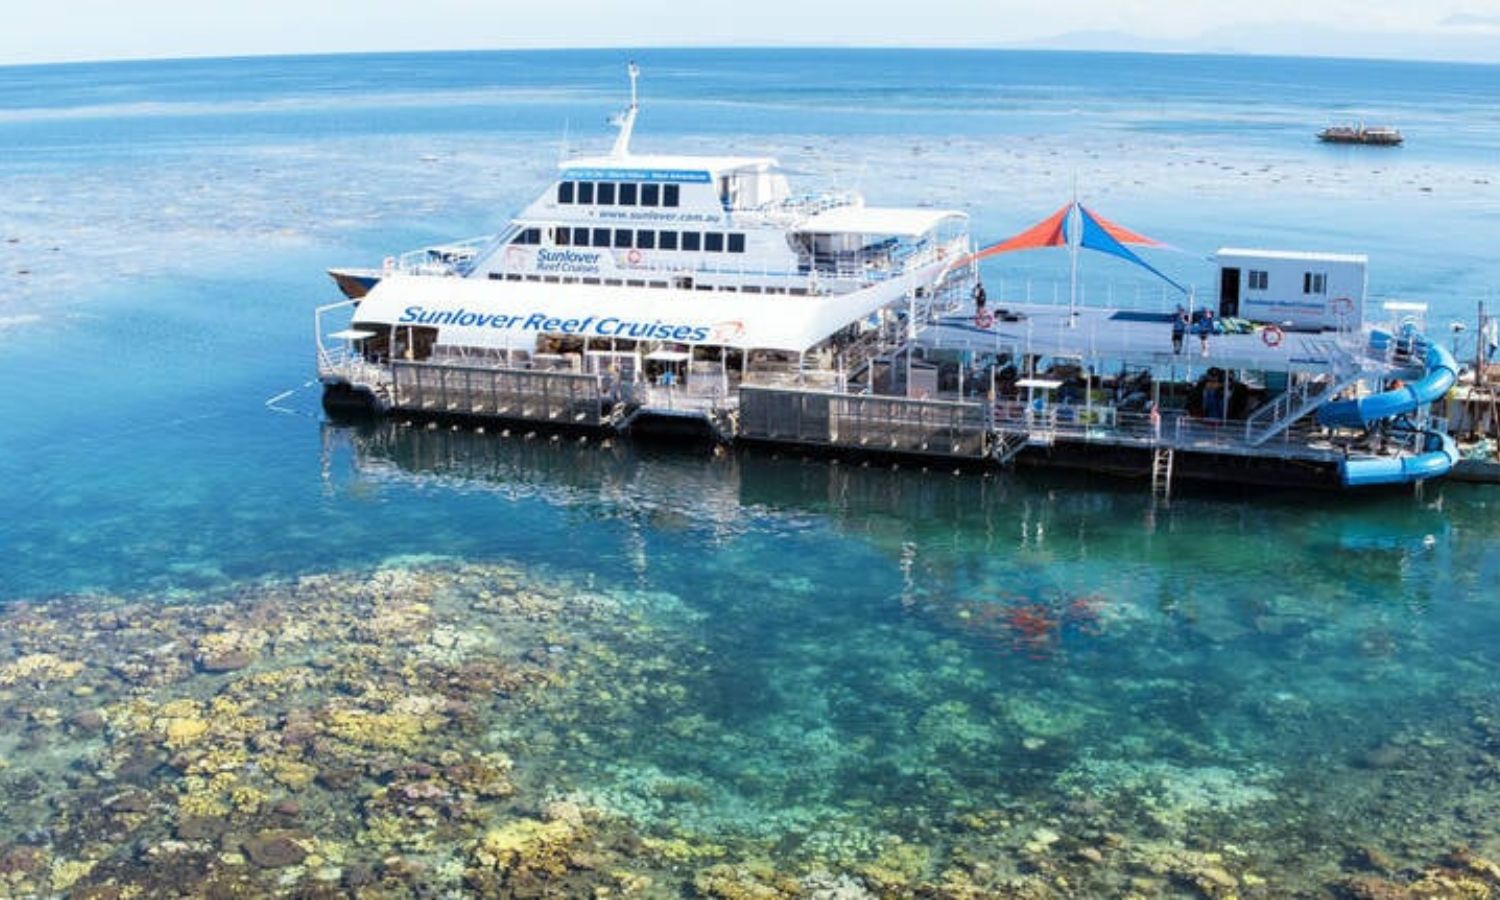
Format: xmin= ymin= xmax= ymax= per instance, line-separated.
xmin=1 ymin=557 xmax=1500 ymax=898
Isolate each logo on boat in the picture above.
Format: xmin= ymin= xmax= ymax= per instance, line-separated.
xmin=535 ymin=248 xmax=603 ymax=273
xmin=397 ymin=306 xmax=711 ymax=343
xmin=708 ymin=320 xmax=745 ymax=343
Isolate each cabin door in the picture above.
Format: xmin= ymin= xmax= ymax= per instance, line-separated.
xmin=1219 ymin=267 xmax=1241 ymax=318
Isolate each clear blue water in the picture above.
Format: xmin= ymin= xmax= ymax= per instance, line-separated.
xmin=2 ymin=48 xmax=1500 ymax=895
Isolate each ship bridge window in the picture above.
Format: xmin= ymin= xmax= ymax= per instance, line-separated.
xmin=597 ymin=182 xmax=616 ymax=205
xmin=636 ymin=229 xmax=656 ymax=249
xmin=682 ymin=231 xmax=701 ymax=252
xmin=592 ymin=227 xmax=610 ymax=247
xmin=555 ymin=227 xmax=570 ymax=246
xmin=659 ymin=230 xmax=678 ymax=250
xmin=511 ymin=228 xmax=541 ymax=245
xmin=663 ymin=184 xmax=680 ymax=207
xmin=1248 ymin=269 xmax=1268 ymax=290
xmin=614 ymin=228 xmax=633 ymax=248
xmin=641 ymin=184 xmax=660 ymax=206
xmin=728 ymin=233 xmax=746 ymax=253
xmin=619 ymin=183 xmax=638 ymax=206
xmin=1303 ymin=272 xmax=1327 ymax=295
xmin=705 ymin=232 xmax=725 ymax=252
xmin=577 ymin=182 xmax=595 ymax=204
xmin=573 ymin=227 xmax=591 ymax=246
xmin=557 ymin=181 xmax=575 ymax=204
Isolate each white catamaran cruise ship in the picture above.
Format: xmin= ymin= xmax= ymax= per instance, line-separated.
xmin=317 ymin=64 xmax=971 ymax=433
xmin=317 ymin=64 xmax=1469 ymax=492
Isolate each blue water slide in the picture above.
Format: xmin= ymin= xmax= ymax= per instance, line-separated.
xmin=1341 ymin=430 xmax=1460 ymax=487
xmin=1316 ymin=338 xmax=1458 ymax=428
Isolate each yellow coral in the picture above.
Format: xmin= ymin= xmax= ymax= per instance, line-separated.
xmin=0 ymin=653 xmax=84 ymax=687
xmin=641 ymin=836 xmax=727 ymax=863
xmin=230 ymin=785 xmax=267 ymax=815
xmin=473 ymin=818 xmax=581 ymax=876
xmin=325 ymin=708 xmax=435 ymax=751
xmin=161 ymin=716 xmax=210 ymax=748
xmin=50 ymin=858 xmax=96 ymax=892
xmin=267 ymin=758 xmax=317 ymax=791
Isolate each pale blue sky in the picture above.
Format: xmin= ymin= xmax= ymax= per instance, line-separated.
xmin=8 ymin=0 xmax=1500 ymax=65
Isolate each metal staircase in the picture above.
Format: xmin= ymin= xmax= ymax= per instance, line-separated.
xmin=992 ymin=429 xmax=1029 ymax=465
xmin=1151 ymin=447 xmax=1175 ymax=500
xmin=1243 ymin=339 xmax=1368 ymax=446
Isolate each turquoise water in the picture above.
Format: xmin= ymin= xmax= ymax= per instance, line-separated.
xmin=2 ymin=48 xmax=1500 ymax=895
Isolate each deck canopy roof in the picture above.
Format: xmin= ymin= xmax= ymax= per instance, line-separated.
xmin=797 ymin=206 xmax=965 ymax=237
xmin=351 ymin=274 xmax=913 ymax=354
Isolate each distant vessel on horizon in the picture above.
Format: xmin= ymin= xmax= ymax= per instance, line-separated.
xmin=1318 ymin=122 xmax=1403 ymax=146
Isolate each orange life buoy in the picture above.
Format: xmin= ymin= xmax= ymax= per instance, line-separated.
xmin=1262 ymin=324 xmax=1285 ymax=347
xmin=975 ymin=309 xmax=994 ymax=329
xmin=626 ymin=249 xmax=642 ymax=265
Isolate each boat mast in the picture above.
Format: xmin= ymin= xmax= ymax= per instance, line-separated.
xmin=609 ymin=62 xmax=640 ymax=158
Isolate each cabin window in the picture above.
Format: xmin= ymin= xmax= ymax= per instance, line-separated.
xmin=663 ymin=184 xmax=680 ymax=207
xmin=573 ymin=227 xmax=591 ymax=246
xmin=597 ymin=182 xmax=616 ymax=205
xmin=577 ymin=181 xmax=595 ymax=204
xmin=705 ymin=232 xmax=725 ymax=253
xmin=681 ymin=231 xmax=701 ymax=251
xmin=614 ymin=228 xmax=633 ymax=248
xmin=1303 ymin=272 xmax=1327 ymax=294
xmin=555 ymin=227 xmax=570 ymax=246
xmin=1248 ymin=269 xmax=1268 ymax=290
xmin=641 ymin=184 xmax=660 ymax=206
xmin=728 ymin=233 xmax=746 ymax=253
xmin=658 ymin=230 xmax=678 ymax=250
xmin=592 ymin=227 xmax=610 ymax=247
xmin=511 ymin=228 xmax=541 ymax=245
xmin=636 ymin=230 xmax=655 ymax=249
xmin=557 ymin=181 xmax=575 ymax=204
xmin=618 ymin=183 xmax=638 ymax=206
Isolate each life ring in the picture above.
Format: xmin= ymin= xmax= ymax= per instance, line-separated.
xmin=1262 ymin=324 xmax=1285 ymax=347
xmin=626 ymin=249 xmax=642 ymax=266
xmin=975 ymin=309 xmax=994 ymax=329
xmin=1330 ymin=296 xmax=1355 ymax=316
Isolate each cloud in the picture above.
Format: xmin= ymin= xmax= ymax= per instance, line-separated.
xmin=1441 ymin=12 xmax=1500 ymax=27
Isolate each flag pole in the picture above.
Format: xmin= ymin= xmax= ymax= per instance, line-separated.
xmin=1068 ymin=179 xmax=1079 ymax=327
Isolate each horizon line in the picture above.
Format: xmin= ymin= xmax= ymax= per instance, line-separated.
xmin=5 ymin=42 xmax=1500 ymax=72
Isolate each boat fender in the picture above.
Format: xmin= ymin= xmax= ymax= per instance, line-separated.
xmin=626 ymin=249 xmax=642 ymax=265
xmin=1262 ymin=324 xmax=1284 ymax=347
xmin=975 ymin=309 xmax=994 ymax=329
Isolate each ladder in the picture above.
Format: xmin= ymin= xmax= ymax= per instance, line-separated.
xmin=1151 ymin=447 xmax=1175 ymax=500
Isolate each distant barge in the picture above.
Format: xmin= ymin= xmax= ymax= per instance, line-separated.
xmin=1318 ymin=124 xmax=1403 ymax=146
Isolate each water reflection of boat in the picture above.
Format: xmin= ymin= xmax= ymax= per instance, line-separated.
xmin=1317 ymin=123 xmax=1403 ymax=146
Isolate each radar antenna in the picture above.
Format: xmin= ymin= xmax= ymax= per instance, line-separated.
xmin=609 ymin=62 xmax=640 ymax=158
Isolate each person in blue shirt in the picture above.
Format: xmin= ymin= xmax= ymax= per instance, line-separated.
xmin=1197 ymin=309 xmax=1215 ymax=357
xmin=1171 ymin=305 xmax=1188 ymax=354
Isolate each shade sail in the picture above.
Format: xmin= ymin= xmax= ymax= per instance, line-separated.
xmin=968 ymin=202 xmax=1185 ymax=295
xmin=971 ymin=204 xmax=1070 ymax=261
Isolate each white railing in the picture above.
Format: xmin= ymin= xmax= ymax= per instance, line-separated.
xmin=992 ymin=404 xmax=1336 ymax=460
xmin=394 ymin=234 xmax=496 ymax=276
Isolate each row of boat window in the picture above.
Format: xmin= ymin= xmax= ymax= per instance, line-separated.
xmin=556 ymin=181 xmax=681 ymax=208
xmin=512 ymin=227 xmax=747 ymax=253
xmin=485 ymin=271 xmax=810 ymax=295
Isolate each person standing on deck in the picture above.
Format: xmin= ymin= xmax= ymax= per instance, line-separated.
xmin=1171 ymin=305 xmax=1187 ymax=354
xmin=1198 ymin=308 xmax=1214 ymax=357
